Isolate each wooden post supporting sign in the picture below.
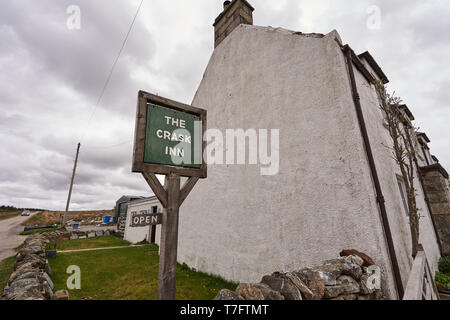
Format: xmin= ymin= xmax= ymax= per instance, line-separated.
xmin=133 ymin=91 xmax=207 ymax=300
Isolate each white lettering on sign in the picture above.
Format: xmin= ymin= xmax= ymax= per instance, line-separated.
xmin=130 ymin=213 xmax=162 ymax=227
xmin=164 ymin=116 xmax=186 ymax=128
xmin=156 ymin=130 xmax=191 ymax=144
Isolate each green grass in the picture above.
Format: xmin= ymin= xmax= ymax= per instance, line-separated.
xmin=20 ymin=226 xmax=60 ymax=235
xmin=20 ymin=211 xmax=46 ymax=226
xmin=0 ymin=256 xmax=15 ymax=295
xmin=51 ymin=236 xmax=131 ymax=251
xmin=436 ymin=272 xmax=450 ymax=290
xmin=49 ymin=245 xmax=237 ymax=300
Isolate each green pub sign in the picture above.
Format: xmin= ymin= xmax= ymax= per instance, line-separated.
xmin=133 ymin=91 xmax=207 ymax=178
xmin=145 ymin=103 xmax=201 ymax=168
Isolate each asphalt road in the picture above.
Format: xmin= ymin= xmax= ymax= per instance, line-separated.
xmin=0 ymin=212 xmax=38 ymax=262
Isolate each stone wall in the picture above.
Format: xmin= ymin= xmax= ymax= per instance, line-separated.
xmin=421 ymin=166 xmax=450 ymax=256
xmin=215 ymin=250 xmax=383 ymax=300
xmin=1 ymin=232 xmax=60 ymax=300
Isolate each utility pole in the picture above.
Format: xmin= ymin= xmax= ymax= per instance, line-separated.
xmin=63 ymin=143 xmax=81 ymax=226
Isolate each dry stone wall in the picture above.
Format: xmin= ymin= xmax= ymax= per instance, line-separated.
xmin=215 ymin=250 xmax=384 ymax=300
xmin=1 ymin=230 xmax=70 ymax=300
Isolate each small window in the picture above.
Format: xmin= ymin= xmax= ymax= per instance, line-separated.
xmin=396 ymin=175 xmax=409 ymax=216
xmin=151 ymin=206 xmax=158 ymax=213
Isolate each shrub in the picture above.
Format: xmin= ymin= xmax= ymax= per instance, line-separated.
xmin=435 ymin=272 xmax=450 ymax=290
xmin=439 ymin=257 xmax=450 ymax=275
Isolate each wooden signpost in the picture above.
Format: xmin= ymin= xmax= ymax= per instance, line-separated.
xmin=132 ymin=90 xmax=207 ymax=300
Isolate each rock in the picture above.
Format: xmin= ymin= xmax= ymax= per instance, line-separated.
xmin=296 ymin=268 xmax=325 ymax=300
xmin=214 ymin=289 xmax=245 ymax=300
xmin=261 ymin=273 xmax=302 ymax=300
xmin=236 ymin=283 xmax=284 ymax=300
xmin=42 ymin=272 xmax=54 ymax=290
xmin=104 ymin=231 xmax=111 ymax=236
xmin=17 ymin=245 xmax=44 ymax=259
xmin=2 ymin=278 xmax=46 ymax=300
xmin=324 ymin=285 xmax=345 ymax=299
xmin=79 ymin=236 xmax=87 ymax=239
xmin=70 ymin=235 xmax=79 ymax=240
xmin=324 ymin=276 xmax=360 ymax=299
xmin=360 ymin=274 xmax=376 ymax=295
xmin=357 ymin=290 xmax=384 ymax=300
xmin=15 ymin=254 xmax=46 ymax=271
xmin=96 ymin=230 xmax=104 ymax=237
xmin=253 ymin=283 xmax=285 ymax=300
xmin=314 ymin=258 xmax=362 ymax=283
xmin=285 ymin=272 xmax=313 ymax=300
xmin=53 ymin=290 xmax=69 ymax=300
xmin=236 ymin=283 xmax=264 ymax=300
xmin=340 ymin=249 xmax=375 ymax=267
xmin=87 ymin=232 xmax=96 ymax=238
xmin=8 ymin=272 xmax=42 ymax=286
xmin=330 ymin=294 xmax=358 ymax=300
xmin=8 ymin=263 xmax=41 ymax=285
xmin=344 ymin=255 xmax=364 ymax=267
xmin=337 ymin=275 xmax=360 ymax=293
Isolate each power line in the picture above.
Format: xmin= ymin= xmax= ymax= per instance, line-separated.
xmin=80 ymin=0 xmax=145 ymax=142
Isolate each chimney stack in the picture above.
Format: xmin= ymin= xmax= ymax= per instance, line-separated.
xmin=213 ymin=0 xmax=254 ymax=48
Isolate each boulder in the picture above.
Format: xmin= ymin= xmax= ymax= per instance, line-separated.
xmin=261 ymin=273 xmax=302 ymax=300
xmin=285 ymin=272 xmax=313 ymax=300
xmin=314 ymin=258 xmax=362 ymax=283
xmin=17 ymin=245 xmax=44 ymax=259
xmin=15 ymin=254 xmax=46 ymax=271
xmin=330 ymin=294 xmax=358 ymax=300
xmin=8 ymin=263 xmax=41 ymax=285
xmin=360 ymin=274 xmax=376 ymax=295
xmin=295 ymin=268 xmax=325 ymax=299
xmin=344 ymin=255 xmax=364 ymax=267
xmin=214 ymin=289 xmax=245 ymax=300
xmin=323 ymin=276 xmax=360 ymax=299
xmin=340 ymin=249 xmax=375 ymax=267
xmin=2 ymin=278 xmax=46 ymax=300
xmin=236 ymin=283 xmax=284 ymax=300
xmin=53 ymin=290 xmax=69 ymax=300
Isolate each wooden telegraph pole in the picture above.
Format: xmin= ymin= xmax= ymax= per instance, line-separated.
xmin=133 ymin=91 xmax=207 ymax=300
xmin=63 ymin=142 xmax=81 ymax=226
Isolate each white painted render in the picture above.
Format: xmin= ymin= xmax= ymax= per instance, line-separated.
xmin=172 ymin=24 xmax=441 ymax=300
xmin=124 ymin=197 xmax=162 ymax=245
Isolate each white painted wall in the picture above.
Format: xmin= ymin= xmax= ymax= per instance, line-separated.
xmin=353 ymin=58 xmax=441 ymax=290
xmin=177 ymin=25 xmax=403 ymax=298
xmin=124 ymin=198 xmax=162 ymax=245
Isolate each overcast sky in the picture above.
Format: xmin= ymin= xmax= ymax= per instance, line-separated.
xmin=0 ymin=0 xmax=449 ymax=210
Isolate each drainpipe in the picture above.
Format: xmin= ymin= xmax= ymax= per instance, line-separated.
xmin=343 ymin=45 xmax=405 ymax=299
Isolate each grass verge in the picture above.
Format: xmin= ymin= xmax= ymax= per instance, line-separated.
xmin=51 ymin=236 xmax=131 ymax=251
xmin=0 ymin=256 xmax=15 ymax=295
xmin=49 ymin=245 xmax=236 ymax=300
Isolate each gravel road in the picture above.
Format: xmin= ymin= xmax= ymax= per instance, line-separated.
xmin=0 ymin=212 xmax=38 ymax=262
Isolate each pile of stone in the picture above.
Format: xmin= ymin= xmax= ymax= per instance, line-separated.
xmin=1 ymin=232 xmax=69 ymax=300
xmin=215 ymin=250 xmax=383 ymax=301
xmin=69 ymin=229 xmax=112 ymax=240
